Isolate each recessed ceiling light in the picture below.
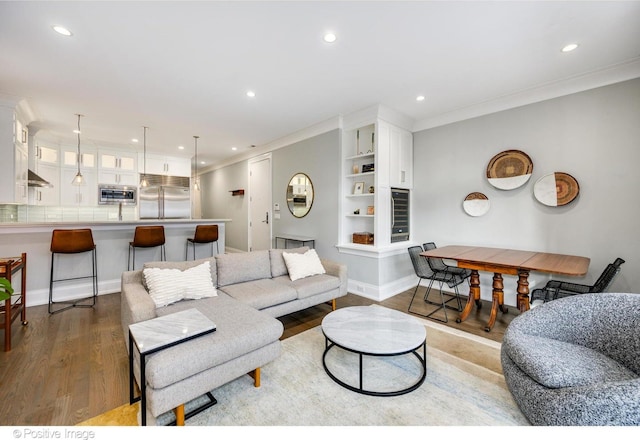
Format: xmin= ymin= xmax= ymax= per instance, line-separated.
xmin=416 ymin=95 xmax=425 ymax=102
xmin=72 ymin=129 xmax=81 ymax=134
xmin=323 ymin=33 xmax=337 ymax=43
xmin=52 ymin=25 xmax=73 ymax=36
xmin=562 ymin=43 xmax=579 ymax=53
xmin=246 ymin=90 xmax=256 ymax=98
xmin=178 ymin=145 xmax=184 ymax=150
xmin=232 ymin=147 xmax=237 ymax=151
xmin=200 ymin=161 xmax=205 ymax=165
xmin=131 ymin=138 xmax=139 ymax=143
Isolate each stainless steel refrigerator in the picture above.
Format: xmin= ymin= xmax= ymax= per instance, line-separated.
xmin=139 ymin=174 xmax=191 ymax=219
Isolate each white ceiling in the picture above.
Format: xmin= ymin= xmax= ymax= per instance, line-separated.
xmin=1 ymin=1 xmax=640 ymax=168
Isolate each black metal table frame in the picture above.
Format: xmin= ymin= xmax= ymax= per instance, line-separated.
xmin=129 ymin=327 xmax=216 ymax=426
xmin=322 ymin=334 xmax=427 ymax=397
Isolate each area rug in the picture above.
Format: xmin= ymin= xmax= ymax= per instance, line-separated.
xmin=148 ymin=318 xmax=528 ymax=426
xmin=80 ymin=312 xmax=528 ymax=426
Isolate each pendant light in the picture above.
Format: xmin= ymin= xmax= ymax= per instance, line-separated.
xmin=71 ymin=114 xmax=85 ymax=185
xmin=140 ymin=126 xmax=149 ymax=188
xmin=193 ymin=135 xmax=200 ymax=191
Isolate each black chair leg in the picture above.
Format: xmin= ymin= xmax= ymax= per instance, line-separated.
xmin=407 ymin=278 xmax=423 ymax=314
xmin=49 ymin=250 xmax=98 ymax=314
xmin=48 ymin=253 xmax=55 ymax=314
xmin=409 ymin=278 xmax=449 ymax=322
xmin=423 ymin=280 xmax=449 ymax=323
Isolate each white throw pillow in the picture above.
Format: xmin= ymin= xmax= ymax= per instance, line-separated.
xmin=182 ymin=261 xmax=218 ymax=300
xmin=282 ymin=249 xmax=326 ymax=281
xmin=143 ymin=261 xmax=217 ymax=307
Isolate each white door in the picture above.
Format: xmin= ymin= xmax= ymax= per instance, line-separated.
xmin=248 ymin=155 xmax=272 ymax=251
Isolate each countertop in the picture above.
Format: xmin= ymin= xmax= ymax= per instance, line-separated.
xmin=0 ymin=219 xmax=231 ymax=234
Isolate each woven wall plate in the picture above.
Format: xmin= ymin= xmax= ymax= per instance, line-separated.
xmin=533 ymin=172 xmax=580 ymax=207
xmin=486 ymin=149 xmax=533 ymax=190
xmin=463 ymin=192 xmax=490 ymax=217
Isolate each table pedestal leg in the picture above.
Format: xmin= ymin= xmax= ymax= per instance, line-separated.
xmin=457 ymin=269 xmax=481 ymax=323
xmin=517 ymin=270 xmax=530 ymax=312
xmin=485 ymin=273 xmax=507 ymax=332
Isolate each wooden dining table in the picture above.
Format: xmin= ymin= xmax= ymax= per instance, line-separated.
xmin=421 ymin=245 xmax=590 ymax=332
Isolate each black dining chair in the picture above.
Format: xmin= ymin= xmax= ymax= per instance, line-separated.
xmin=407 ymin=245 xmax=467 ymax=323
xmin=530 ymin=257 xmax=625 ymax=305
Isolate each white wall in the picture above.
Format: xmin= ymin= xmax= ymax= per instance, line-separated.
xmin=200 ymin=160 xmax=248 ymax=252
xmin=412 ymin=78 xmax=640 ymax=304
xmin=271 ymin=130 xmax=341 ymax=261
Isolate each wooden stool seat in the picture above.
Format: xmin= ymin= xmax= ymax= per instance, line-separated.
xmin=49 ymin=229 xmax=97 ymax=314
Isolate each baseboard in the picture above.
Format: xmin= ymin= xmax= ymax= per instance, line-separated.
xmin=25 ymin=278 xmax=120 ymax=308
xmin=348 ymin=274 xmax=417 ymax=302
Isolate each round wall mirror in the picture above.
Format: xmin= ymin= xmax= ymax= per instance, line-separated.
xmin=286 ymin=173 xmax=314 ymax=218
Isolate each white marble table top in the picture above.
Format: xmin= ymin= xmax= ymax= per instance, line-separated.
xmin=129 ymin=308 xmax=216 ymax=354
xmin=321 ymin=305 xmax=426 ymax=355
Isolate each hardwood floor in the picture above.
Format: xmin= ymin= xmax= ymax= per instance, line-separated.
xmin=0 ymin=287 xmax=517 ymax=426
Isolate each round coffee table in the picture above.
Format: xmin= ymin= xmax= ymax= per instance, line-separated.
xmin=321 ymin=305 xmax=427 ymax=396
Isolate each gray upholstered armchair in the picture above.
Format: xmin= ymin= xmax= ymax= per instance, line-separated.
xmin=501 ymin=292 xmax=640 ymax=426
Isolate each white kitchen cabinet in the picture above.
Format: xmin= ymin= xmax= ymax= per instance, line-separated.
xmin=30 ymin=163 xmax=60 ymax=206
xmin=0 ymin=105 xmax=30 ymax=204
xmin=98 ymin=149 xmax=138 ymax=185
xmin=99 ymin=150 xmax=137 ymax=171
xmin=61 ymin=146 xmax=96 ymax=169
xmin=143 ymin=153 xmax=191 ymax=177
xmin=98 ymin=169 xmax=138 ymax=186
xmin=60 ymin=168 xmax=97 ymax=206
xmin=14 ymin=143 xmax=28 ymax=204
xmin=33 ymin=144 xmax=59 ymax=166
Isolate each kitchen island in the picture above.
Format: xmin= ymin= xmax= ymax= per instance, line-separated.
xmin=0 ymin=219 xmax=230 ymax=307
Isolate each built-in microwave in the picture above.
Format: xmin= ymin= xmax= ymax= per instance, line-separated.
xmin=98 ymin=185 xmax=137 ymax=205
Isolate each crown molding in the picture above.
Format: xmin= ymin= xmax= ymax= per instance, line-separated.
xmin=413 ymin=57 xmax=640 ymax=132
xmin=202 ymin=116 xmax=341 ymax=172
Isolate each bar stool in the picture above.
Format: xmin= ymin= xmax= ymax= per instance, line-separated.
xmin=49 ymin=229 xmax=98 ymax=314
xmin=185 ymin=225 xmax=219 ymax=260
xmin=128 ymin=226 xmax=166 ymax=270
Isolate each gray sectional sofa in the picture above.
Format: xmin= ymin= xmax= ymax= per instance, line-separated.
xmin=121 ymin=246 xmax=347 ymax=425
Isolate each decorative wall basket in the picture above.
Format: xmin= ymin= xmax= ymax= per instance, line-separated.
xmin=533 ymin=172 xmax=580 ymax=207
xmin=463 ymin=192 xmax=490 ymax=217
xmin=486 ymin=149 xmax=533 ymax=190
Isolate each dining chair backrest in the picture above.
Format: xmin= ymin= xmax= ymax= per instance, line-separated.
xmin=408 ymin=246 xmax=435 ymax=279
xmin=422 ymin=242 xmax=449 ymax=273
xmin=591 ymin=258 xmax=625 ymax=293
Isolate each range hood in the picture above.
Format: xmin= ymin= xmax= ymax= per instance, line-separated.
xmin=28 ymin=169 xmax=52 ymax=188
